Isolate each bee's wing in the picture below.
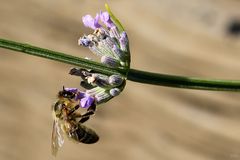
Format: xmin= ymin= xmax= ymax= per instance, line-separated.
xmin=51 ymin=119 xmax=64 ymax=156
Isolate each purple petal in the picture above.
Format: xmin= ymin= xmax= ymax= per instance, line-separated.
xmin=82 ymin=15 xmax=94 ymax=28
xmin=64 ymin=88 xmax=78 ymax=93
xmin=75 ymin=91 xmax=86 ymax=101
xmin=100 ymin=12 xmax=110 ymax=22
xmin=82 ymin=14 xmax=101 ymax=30
xmin=100 ymin=11 xmax=114 ymax=28
xmin=80 ymin=96 xmax=95 ymax=108
xmin=94 ymin=14 xmax=101 ymax=28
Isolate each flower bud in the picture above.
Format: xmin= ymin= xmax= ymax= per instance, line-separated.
xmin=109 ymin=88 xmax=121 ymax=97
xmin=101 ymin=55 xmax=120 ymax=68
xmin=86 ymin=87 xmax=99 ymax=96
xmin=92 ymin=73 xmax=110 ymax=88
xmin=85 ymin=86 xmax=112 ymax=104
xmin=119 ymin=31 xmax=128 ymax=52
xmin=108 ymin=75 xmax=123 ymax=86
xmin=112 ymin=45 xmax=125 ymax=61
xmin=94 ymin=88 xmax=112 ymax=104
xmin=109 ymin=26 xmax=120 ymax=39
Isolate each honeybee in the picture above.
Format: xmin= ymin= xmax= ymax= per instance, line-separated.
xmin=51 ymin=87 xmax=99 ymax=156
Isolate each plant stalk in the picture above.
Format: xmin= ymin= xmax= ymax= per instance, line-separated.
xmin=1 ymin=38 xmax=240 ymax=92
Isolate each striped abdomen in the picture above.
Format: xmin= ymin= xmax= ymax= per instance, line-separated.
xmin=70 ymin=123 xmax=99 ymax=144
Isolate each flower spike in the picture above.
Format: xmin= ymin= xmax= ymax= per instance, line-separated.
xmin=54 ymin=6 xmax=130 ymax=142
xmin=78 ymin=5 xmax=130 ymax=70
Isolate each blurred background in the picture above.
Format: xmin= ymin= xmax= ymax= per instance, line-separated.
xmin=0 ymin=0 xmax=240 ymax=160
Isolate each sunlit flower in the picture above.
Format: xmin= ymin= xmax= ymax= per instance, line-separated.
xmin=79 ymin=8 xmax=130 ymax=69
xmin=69 ymin=68 xmax=125 ymax=105
xmin=61 ymin=5 xmax=129 ymax=112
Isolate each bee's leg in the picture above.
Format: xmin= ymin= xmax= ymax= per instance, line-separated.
xmin=83 ymin=104 xmax=96 ymax=117
xmin=71 ymin=112 xmax=82 ymax=119
xmin=68 ymin=105 xmax=82 ymax=120
xmin=79 ymin=116 xmax=90 ymax=124
xmin=79 ymin=104 xmax=96 ymax=123
xmin=70 ymin=105 xmax=82 ymax=119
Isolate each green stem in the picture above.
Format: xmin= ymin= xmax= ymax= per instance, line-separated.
xmin=128 ymin=69 xmax=240 ymax=91
xmin=1 ymin=38 xmax=240 ymax=92
xmin=0 ymin=38 xmax=125 ymax=76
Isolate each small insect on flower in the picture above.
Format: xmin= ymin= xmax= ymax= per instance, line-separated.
xmin=51 ymin=4 xmax=130 ymax=156
xmin=51 ymin=87 xmax=99 ymax=156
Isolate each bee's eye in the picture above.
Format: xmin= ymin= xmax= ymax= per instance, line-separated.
xmin=61 ymin=91 xmax=75 ymax=98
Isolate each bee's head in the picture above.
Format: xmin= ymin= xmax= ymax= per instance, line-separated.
xmin=58 ymin=86 xmax=76 ymax=99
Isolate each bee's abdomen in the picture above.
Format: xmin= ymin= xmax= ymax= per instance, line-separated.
xmin=76 ymin=124 xmax=99 ymax=144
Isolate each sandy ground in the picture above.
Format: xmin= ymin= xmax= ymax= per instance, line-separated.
xmin=0 ymin=0 xmax=240 ymax=160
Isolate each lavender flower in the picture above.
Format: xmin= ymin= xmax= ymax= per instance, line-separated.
xmin=82 ymin=14 xmax=101 ymax=30
xmin=59 ymin=6 xmax=129 ymax=119
xmin=69 ymin=67 xmax=125 ymax=105
xmin=79 ymin=8 xmax=130 ymax=69
xmin=51 ymin=5 xmax=130 ymax=150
